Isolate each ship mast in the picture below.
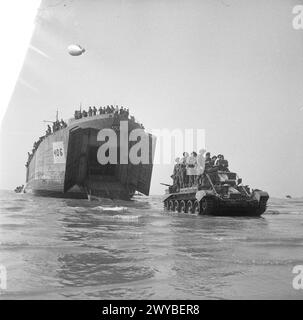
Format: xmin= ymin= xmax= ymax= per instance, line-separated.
xmin=43 ymin=109 xmax=59 ymax=123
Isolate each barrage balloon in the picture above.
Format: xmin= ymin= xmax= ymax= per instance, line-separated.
xmin=67 ymin=44 xmax=85 ymax=56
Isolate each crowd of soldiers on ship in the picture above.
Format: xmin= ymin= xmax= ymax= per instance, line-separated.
xmin=73 ymin=105 xmax=145 ymax=128
xmin=74 ymin=105 xmax=129 ymax=119
xmin=25 ymin=119 xmax=67 ymax=167
xmin=25 ymin=106 xmax=145 ymax=167
xmin=171 ymin=151 xmax=229 ymax=190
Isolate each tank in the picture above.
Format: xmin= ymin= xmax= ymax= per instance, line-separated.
xmin=163 ymin=171 xmax=269 ymax=216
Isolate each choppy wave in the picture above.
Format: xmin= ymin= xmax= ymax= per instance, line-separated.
xmin=1 ymin=190 xmax=303 ymax=299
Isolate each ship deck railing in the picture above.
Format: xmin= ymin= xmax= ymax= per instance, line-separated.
xmin=68 ymin=113 xmax=130 ymax=126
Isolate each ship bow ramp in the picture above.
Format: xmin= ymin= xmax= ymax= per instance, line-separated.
xmin=64 ymin=125 xmax=155 ymax=200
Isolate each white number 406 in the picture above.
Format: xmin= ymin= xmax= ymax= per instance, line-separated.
xmin=292 ymin=265 xmax=303 ymax=290
xmin=0 ymin=265 xmax=7 ymax=290
xmin=293 ymin=5 xmax=303 ymax=30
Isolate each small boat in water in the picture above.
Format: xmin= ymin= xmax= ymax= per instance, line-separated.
xmin=14 ymin=185 xmax=24 ymax=193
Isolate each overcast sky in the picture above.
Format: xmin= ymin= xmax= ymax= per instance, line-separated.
xmin=1 ymin=0 xmax=303 ymax=197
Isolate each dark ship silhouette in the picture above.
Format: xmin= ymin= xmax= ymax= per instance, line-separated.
xmin=24 ymin=106 xmax=155 ymax=200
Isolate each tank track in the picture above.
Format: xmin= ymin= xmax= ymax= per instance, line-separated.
xmin=164 ymin=199 xmax=201 ymax=214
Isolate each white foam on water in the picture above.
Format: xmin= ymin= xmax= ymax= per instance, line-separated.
xmin=94 ymin=206 xmax=128 ymax=212
xmin=112 ymin=214 xmax=140 ymax=221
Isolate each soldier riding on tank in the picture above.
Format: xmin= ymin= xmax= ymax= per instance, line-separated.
xmin=163 ymin=150 xmax=269 ymax=216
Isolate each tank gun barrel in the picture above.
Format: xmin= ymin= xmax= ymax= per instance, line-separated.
xmin=160 ymin=183 xmax=172 ymax=187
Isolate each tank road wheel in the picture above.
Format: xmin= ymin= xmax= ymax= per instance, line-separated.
xmin=174 ymin=200 xmax=180 ymax=212
xmin=168 ymin=200 xmax=174 ymax=211
xmin=180 ymin=200 xmax=186 ymax=213
xmin=192 ymin=200 xmax=201 ymax=214
xmin=186 ymin=200 xmax=194 ymax=214
xmin=256 ymin=198 xmax=268 ymax=215
xmin=201 ymin=197 xmax=215 ymax=215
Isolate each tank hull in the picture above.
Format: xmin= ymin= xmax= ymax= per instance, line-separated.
xmin=206 ymin=199 xmax=264 ymax=217
xmin=163 ymin=188 xmax=268 ymax=217
xmin=24 ymin=114 xmax=154 ymax=200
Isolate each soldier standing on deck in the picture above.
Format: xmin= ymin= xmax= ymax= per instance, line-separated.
xmin=46 ymin=125 xmax=51 ymax=136
xmin=197 ymin=149 xmax=206 ymax=184
xmin=172 ymin=157 xmax=181 ymax=191
xmin=186 ymin=151 xmax=198 ymax=187
xmin=181 ymin=152 xmax=189 ymax=187
xmin=60 ymin=119 xmax=67 ymax=128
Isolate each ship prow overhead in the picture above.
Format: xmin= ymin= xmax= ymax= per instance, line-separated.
xmin=24 ymin=105 xmax=155 ymax=200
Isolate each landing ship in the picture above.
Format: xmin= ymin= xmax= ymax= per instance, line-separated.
xmin=24 ymin=108 xmax=155 ymax=200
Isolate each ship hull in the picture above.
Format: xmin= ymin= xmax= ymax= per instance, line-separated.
xmin=26 ymin=188 xmax=88 ymax=199
xmin=25 ymin=114 xmax=154 ymax=200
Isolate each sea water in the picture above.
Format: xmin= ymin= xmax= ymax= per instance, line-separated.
xmin=0 ymin=190 xmax=302 ymax=299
